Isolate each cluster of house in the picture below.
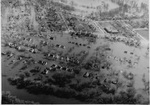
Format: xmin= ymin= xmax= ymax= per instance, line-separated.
xmin=5 ymin=51 xmax=93 ymax=78
xmin=6 ymin=42 xmax=26 ymax=52
xmin=39 ymin=63 xmax=94 ymax=79
xmin=69 ymin=31 xmax=97 ymax=38
xmin=107 ymin=54 xmax=138 ymax=67
xmin=5 ymin=37 xmax=40 ymax=54
xmin=2 ymin=51 xmax=14 ymax=58
xmin=41 ymin=64 xmax=74 ymax=75
xmin=104 ymin=34 xmax=140 ymax=47
xmin=68 ymin=41 xmax=91 ymax=48
xmin=22 ymin=37 xmax=32 ymax=42
xmin=40 ymin=39 xmax=66 ymax=49
xmin=55 ymin=44 xmax=65 ymax=49
xmin=44 ymin=53 xmax=80 ymax=65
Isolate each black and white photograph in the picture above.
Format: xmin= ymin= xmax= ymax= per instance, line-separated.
xmin=1 ymin=0 xmax=149 ymax=104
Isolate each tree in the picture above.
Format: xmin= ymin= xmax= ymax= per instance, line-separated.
xmin=60 ymin=0 xmax=67 ymax=4
xmin=70 ymin=1 xmax=75 ymax=7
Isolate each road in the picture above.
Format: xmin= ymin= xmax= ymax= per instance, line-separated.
xmin=91 ymin=21 xmax=105 ymax=34
xmin=86 ymin=18 xmax=107 ymax=37
xmin=95 ymin=19 xmax=148 ymax=44
xmin=93 ymin=18 xmax=144 ymax=23
xmin=58 ymin=9 xmax=148 ymax=43
xmin=133 ymin=28 xmax=148 ymax=31
xmin=57 ymin=11 xmax=70 ymax=31
xmin=121 ymin=20 xmax=148 ymax=42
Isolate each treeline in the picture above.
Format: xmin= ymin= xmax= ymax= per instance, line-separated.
xmin=110 ymin=0 xmax=148 ymax=13
xmin=2 ymin=91 xmax=38 ymax=104
xmin=51 ymin=1 xmax=75 ymax=11
xmin=89 ymin=0 xmax=148 ymax=20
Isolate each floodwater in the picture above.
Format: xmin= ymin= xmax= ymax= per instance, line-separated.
xmin=2 ymin=0 xmax=149 ymax=103
xmin=2 ymin=31 xmax=108 ymax=103
xmin=2 ymin=32 xmax=88 ymax=104
xmin=135 ymin=29 xmax=149 ymax=40
xmin=110 ymin=42 xmax=149 ymax=89
xmin=2 ymin=30 xmax=149 ymax=103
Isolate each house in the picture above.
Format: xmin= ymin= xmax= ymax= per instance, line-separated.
xmin=83 ymin=72 xmax=90 ymax=78
xmin=61 ymin=67 xmax=67 ymax=71
xmin=56 ymin=66 xmax=61 ymax=70
xmin=60 ymin=45 xmax=65 ymax=49
xmin=55 ymin=55 xmax=60 ymax=59
xmin=51 ymin=64 xmax=57 ymax=68
xmin=38 ymin=60 xmax=47 ymax=65
xmin=66 ymin=68 xmax=73 ymax=72
xmin=41 ymin=69 xmax=49 ymax=75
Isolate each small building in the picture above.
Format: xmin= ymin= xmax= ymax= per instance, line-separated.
xmin=104 ymin=27 xmax=119 ymax=34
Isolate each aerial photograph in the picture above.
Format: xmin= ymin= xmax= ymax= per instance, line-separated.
xmin=1 ymin=0 xmax=149 ymax=104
